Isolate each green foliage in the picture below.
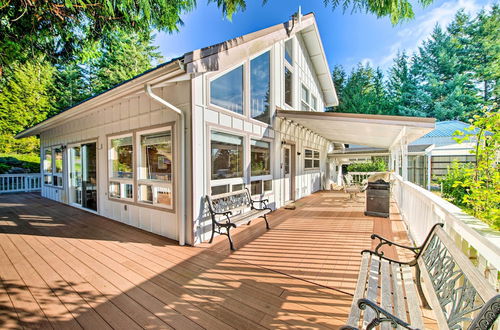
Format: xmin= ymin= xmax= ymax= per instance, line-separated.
xmin=439 ymin=161 xmax=471 ymax=207
xmin=324 ymin=0 xmax=434 ymax=24
xmin=0 ymin=153 xmax=40 ymax=173
xmin=347 ymin=159 xmax=387 ymax=172
xmin=330 ymin=6 xmax=499 ymax=122
xmin=452 ymin=109 xmax=499 ymax=230
xmin=332 ymin=63 xmax=390 ymax=115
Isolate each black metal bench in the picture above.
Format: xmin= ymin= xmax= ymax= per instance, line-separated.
xmin=205 ymin=188 xmax=271 ymax=250
xmin=342 ymin=223 xmax=499 ymax=330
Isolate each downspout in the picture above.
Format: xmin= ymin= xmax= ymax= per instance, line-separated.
xmin=145 ymin=84 xmax=186 ymax=246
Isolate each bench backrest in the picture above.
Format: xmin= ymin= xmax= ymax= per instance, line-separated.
xmin=206 ymin=189 xmax=251 ymax=215
xmin=419 ymin=225 xmax=498 ymax=329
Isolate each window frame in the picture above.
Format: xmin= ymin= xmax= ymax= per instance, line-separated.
xmin=208 ymin=61 xmax=246 ymax=116
xmin=42 ymin=146 xmax=64 ymax=188
xmin=283 ymin=38 xmax=294 ymax=109
xmin=209 ymin=129 xmax=246 ymax=190
xmin=136 ymin=126 xmax=175 ymax=210
xmin=108 ymin=133 xmax=135 ymax=202
xmin=304 ymin=148 xmax=321 ymax=170
xmin=250 ymin=138 xmax=273 ymax=197
xmin=249 ymin=50 xmax=272 ymax=125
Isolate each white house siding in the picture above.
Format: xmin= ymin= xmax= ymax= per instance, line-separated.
xmin=191 ymin=33 xmax=330 ymax=244
xmin=40 ymin=81 xmax=191 ymax=241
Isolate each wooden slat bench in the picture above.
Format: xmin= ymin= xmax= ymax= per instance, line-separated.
xmin=205 ymin=188 xmax=271 ymax=250
xmin=342 ymin=224 xmax=500 ymax=330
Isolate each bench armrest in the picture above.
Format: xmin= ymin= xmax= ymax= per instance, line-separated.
xmin=370 ymin=234 xmax=420 ymax=256
xmin=250 ymin=199 xmax=270 ymax=210
xmin=357 ymin=298 xmax=419 ymax=330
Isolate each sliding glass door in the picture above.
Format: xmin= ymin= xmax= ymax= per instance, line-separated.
xmin=69 ymin=142 xmax=97 ymax=211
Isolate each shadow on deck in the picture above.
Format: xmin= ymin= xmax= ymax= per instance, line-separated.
xmin=0 ymin=191 xmax=414 ymax=329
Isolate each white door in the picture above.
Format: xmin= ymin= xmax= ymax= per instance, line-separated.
xmin=282 ymin=145 xmax=292 ymax=203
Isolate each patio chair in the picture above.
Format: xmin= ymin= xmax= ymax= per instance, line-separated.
xmin=343 ymin=174 xmax=367 ymax=200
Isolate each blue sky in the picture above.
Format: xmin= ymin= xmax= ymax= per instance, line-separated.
xmin=153 ymin=0 xmax=490 ymax=73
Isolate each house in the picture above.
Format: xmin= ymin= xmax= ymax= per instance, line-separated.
xmin=329 ymin=120 xmax=479 ymax=189
xmin=16 ymin=11 xmax=435 ymax=246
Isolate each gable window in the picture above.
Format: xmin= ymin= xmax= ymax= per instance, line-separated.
xmin=211 ymin=131 xmax=243 ymax=180
xmin=137 ymin=128 xmax=173 ymax=208
xmin=250 ymin=52 xmax=271 ymax=124
xmin=284 ymin=67 xmax=293 ymax=107
xmin=311 ymin=95 xmax=318 ymax=111
xmin=210 ymin=65 xmax=244 ymax=115
xmin=284 ymin=39 xmax=293 ymax=65
xmin=301 ymin=84 xmax=310 ymax=111
xmin=109 ymin=136 xmax=133 ymax=200
xmin=304 ymin=149 xmax=320 ymax=169
xmin=251 ymin=140 xmax=271 ymax=176
xmin=43 ymin=148 xmax=53 ymax=185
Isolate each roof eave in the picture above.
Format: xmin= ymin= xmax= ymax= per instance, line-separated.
xmin=16 ymin=60 xmax=185 ymax=139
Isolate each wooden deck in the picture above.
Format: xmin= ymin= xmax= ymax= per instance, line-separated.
xmin=0 ymin=191 xmax=426 ymax=329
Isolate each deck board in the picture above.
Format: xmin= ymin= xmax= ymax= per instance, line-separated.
xmin=0 ymin=191 xmax=425 ymax=329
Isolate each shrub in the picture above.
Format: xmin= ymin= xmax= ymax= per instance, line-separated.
xmin=439 ymin=161 xmax=471 ymax=208
xmin=0 ymin=153 xmax=40 ymax=173
xmin=347 ymin=158 xmax=387 ymax=172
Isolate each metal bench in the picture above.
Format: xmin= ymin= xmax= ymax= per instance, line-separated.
xmin=205 ymin=188 xmax=271 ymax=250
xmin=343 ymin=223 xmax=499 ymax=330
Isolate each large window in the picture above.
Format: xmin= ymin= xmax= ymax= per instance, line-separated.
xmin=137 ymin=129 xmax=173 ymax=208
xmin=250 ymin=52 xmax=270 ymax=124
xmin=210 ymin=65 xmax=244 ymax=114
xmin=251 ymin=140 xmax=270 ymax=176
xmin=211 ymin=131 xmax=243 ymax=180
xmin=109 ymin=136 xmax=133 ymax=200
xmin=304 ymin=149 xmax=320 ymax=169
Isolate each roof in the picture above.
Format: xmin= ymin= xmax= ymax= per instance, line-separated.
xmin=277 ymin=110 xmax=435 ymax=149
xmin=421 ymin=120 xmax=480 ymax=138
xmin=17 ymin=12 xmax=337 ymax=139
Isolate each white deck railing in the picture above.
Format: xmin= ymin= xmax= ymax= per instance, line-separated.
xmin=0 ymin=174 xmax=42 ymax=193
xmin=392 ymin=174 xmax=500 ymax=289
xmin=347 ymin=172 xmax=378 ymax=184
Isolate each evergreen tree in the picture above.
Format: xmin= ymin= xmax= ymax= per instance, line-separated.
xmin=387 ymin=52 xmax=427 ymax=116
xmin=411 ymin=25 xmax=479 ymax=120
xmin=332 ymin=65 xmax=347 ymax=109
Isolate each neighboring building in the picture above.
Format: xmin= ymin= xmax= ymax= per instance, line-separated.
xmin=329 ymin=120 xmax=479 ymax=189
xmin=17 ymin=12 xmax=434 ymax=246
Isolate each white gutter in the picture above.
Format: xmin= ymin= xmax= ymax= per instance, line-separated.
xmin=145 ymin=84 xmax=186 ymax=246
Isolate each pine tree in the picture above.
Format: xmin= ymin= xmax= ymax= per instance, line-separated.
xmin=332 ymin=65 xmax=347 ymax=109
xmin=412 ymin=25 xmax=479 ymax=120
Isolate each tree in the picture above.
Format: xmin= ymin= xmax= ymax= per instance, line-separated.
xmin=0 ymin=0 xmax=246 ymax=75
xmin=453 ymin=108 xmax=499 ymax=229
xmin=0 ymin=59 xmax=56 ymax=154
xmin=92 ymin=30 xmax=163 ymax=95
xmin=400 ymin=24 xmax=480 ymax=120
xmin=386 ymin=51 xmax=427 ymax=117
xmin=332 ymin=65 xmax=346 ymax=108
xmin=54 ymin=30 xmax=162 ymax=110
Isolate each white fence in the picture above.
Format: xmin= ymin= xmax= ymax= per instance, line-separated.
xmin=0 ymin=174 xmax=42 ymax=193
xmin=392 ymin=174 xmax=500 ymax=289
xmin=347 ymin=172 xmax=378 ymax=184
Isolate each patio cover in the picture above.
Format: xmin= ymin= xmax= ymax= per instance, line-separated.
xmin=276 ymin=110 xmax=435 ymax=148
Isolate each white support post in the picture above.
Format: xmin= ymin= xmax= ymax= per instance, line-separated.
xmin=427 ymin=153 xmax=432 ymax=191
xmin=401 ymin=142 xmax=408 ymax=181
